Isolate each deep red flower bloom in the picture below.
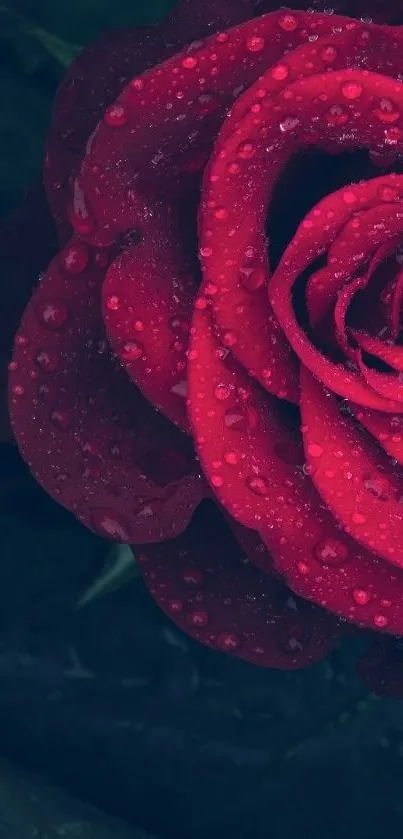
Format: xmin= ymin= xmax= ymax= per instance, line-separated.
xmin=6 ymin=0 xmax=403 ymax=692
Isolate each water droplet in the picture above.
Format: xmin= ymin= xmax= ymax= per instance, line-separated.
xmin=106 ymin=294 xmax=120 ymax=311
xmin=325 ymin=104 xmax=349 ymax=126
xmin=68 ymin=180 xmax=95 ymax=236
xmin=217 ymin=632 xmax=241 ymax=651
xmin=342 ymin=190 xmax=357 ymax=205
xmin=214 ymin=383 xmax=231 ymax=401
xmin=104 ymin=103 xmax=128 ymax=126
xmin=320 ymin=44 xmax=337 ymax=62
xmin=341 ymin=80 xmax=363 ymax=100
xmin=36 ymin=300 xmax=69 ymax=330
xmin=187 ymin=610 xmax=209 ymax=627
xmin=170 ymin=380 xmax=188 ymax=398
xmin=60 ymin=242 xmax=89 ymax=275
xmin=214 ymin=207 xmax=228 ymax=220
xmin=168 ymin=599 xmax=183 ymax=614
xmin=246 ymin=475 xmax=269 ymax=496
xmin=377 ymin=184 xmax=398 ymax=201
xmin=237 ymin=141 xmax=256 ymax=160
xmin=271 ymin=64 xmax=289 ymax=81
xmin=307 ymin=443 xmax=323 ymax=458
xmin=224 ymin=405 xmax=257 ymax=432
xmin=182 ymin=569 xmax=204 ymax=586
xmin=279 ymin=115 xmax=300 ymax=133
xmin=182 ymin=56 xmax=198 ymax=69
xmin=12 ymin=383 xmax=24 ymax=397
xmin=278 ymin=13 xmax=298 ymax=31
xmin=35 ymin=348 xmax=60 ymax=373
xmin=50 ymin=408 xmax=72 ymax=430
xmin=120 ymin=340 xmax=144 ymax=360
xmin=245 ymin=36 xmax=265 ymax=53
xmin=363 ymin=475 xmax=390 ymax=501
xmin=374 ymin=614 xmax=388 ymax=628
xmin=211 ymin=474 xmax=224 ymax=488
xmin=90 ymin=509 xmax=131 ymax=541
xmin=352 ymin=512 xmax=367 ymax=525
xmin=314 ymin=537 xmax=349 ymax=566
xmin=353 ymin=587 xmax=371 ymax=605
xmin=374 ymin=98 xmax=400 ymax=123
xmin=224 ymin=448 xmax=240 ymax=465
xmin=239 ymin=267 xmax=266 ymax=292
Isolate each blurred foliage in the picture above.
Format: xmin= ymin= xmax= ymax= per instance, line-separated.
xmin=0 ymin=0 xmax=177 ymax=214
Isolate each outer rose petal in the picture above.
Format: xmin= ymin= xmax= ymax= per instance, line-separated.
xmin=0 ymin=182 xmax=56 ymax=441
xmin=103 ymin=199 xmax=196 ymax=432
xmin=44 ymin=0 xmax=270 ymax=237
xmin=137 ymin=502 xmax=341 ymax=668
xmin=8 ymin=240 xmax=205 ymax=543
xmin=188 ymin=308 xmax=403 ymax=634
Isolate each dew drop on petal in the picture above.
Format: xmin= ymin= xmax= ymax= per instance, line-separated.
xmin=246 ymin=475 xmax=269 ymax=496
xmin=90 ymin=509 xmax=131 ymax=541
xmin=217 ymin=632 xmax=242 ymax=651
xmin=187 ymin=610 xmax=209 ymax=627
xmin=120 ymin=340 xmax=144 ymax=360
xmin=341 ymin=80 xmax=363 ymax=100
xmin=278 ymin=13 xmax=299 ymax=31
xmin=352 ymin=587 xmax=371 ymax=605
xmin=245 ymin=36 xmax=265 ymax=53
xmin=307 ymin=443 xmax=323 ymax=458
xmin=314 ymin=537 xmax=349 ymax=566
xmin=36 ymin=300 xmax=69 ymax=330
xmin=104 ymin=104 xmax=128 ymax=126
xmin=60 ymin=242 xmax=89 ymax=275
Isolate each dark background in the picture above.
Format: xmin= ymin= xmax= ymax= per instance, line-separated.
xmin=2 ymin=2 xmax=403 ymax=837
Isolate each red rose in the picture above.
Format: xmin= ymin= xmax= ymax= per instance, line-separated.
xmin=5 ymin=0 xmax=403 ymax=695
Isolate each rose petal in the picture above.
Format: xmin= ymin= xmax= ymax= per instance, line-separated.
xmin=8 ymin=239 xmax=205 ymax=542
xmin=103 ymin=199 xmax=196 ymax=431
xmin=272 ymin=192 xmax=403 ymax=411
xmin=191 ymin=307 xmax=403 ymax=631
xmin=350 ymin=405 xmax=403 ymax=465
xmin=352 ymin=329 xmax=403 ymax=372
xmin=137 ymin=501 xmax=341 ymax=668
xmin=300 ymin=366 xmax=403 ymax=568
xmin=45 ymin=0 xmax=257 ymax=237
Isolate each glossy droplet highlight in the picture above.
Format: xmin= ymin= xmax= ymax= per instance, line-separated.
xmin=341 ymin=80 xmax=363 ymax=100
xmin=217 ymin=633 xmax=241 ymax=652
xmin=237 ymin=141 xmax=256 ymax=160
xmin=353 ymin=587 xmax=371 ymax=606
xmin=224 ymin=405 xmax=257 ymax=432
xmin=60 ymin=242 xmax=89 ymax=275
xmin=307 ymin=443 xmax=323 ymax=458
xmin=104 ymin=104 xmax=128 ymax=126
xmin=120 ymin=340 xmax=144 ymax=360
xmin=36 ymin=300 xmax=69 ymax=330
xmin=35 ymin=348 xmax=60 ymax=373
xmin=214 ymin=383 xmax=231 ymax=401
xmin=187 ymin=610 xmax=209 ymax=627
xmin=278 ymin=13 xmax=298 ymax=31
xmin=246 ymin=475 xmax=269 ymax=496
xmin=90 ymin=509 xmax=131 ymax=541
xmin=314 ymin=537 xmax=349 ymax=566
xmin=245 ymin=36 xmax=265 ymax=53
xmin=374 ymin=98 xmax=400 ymax=123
